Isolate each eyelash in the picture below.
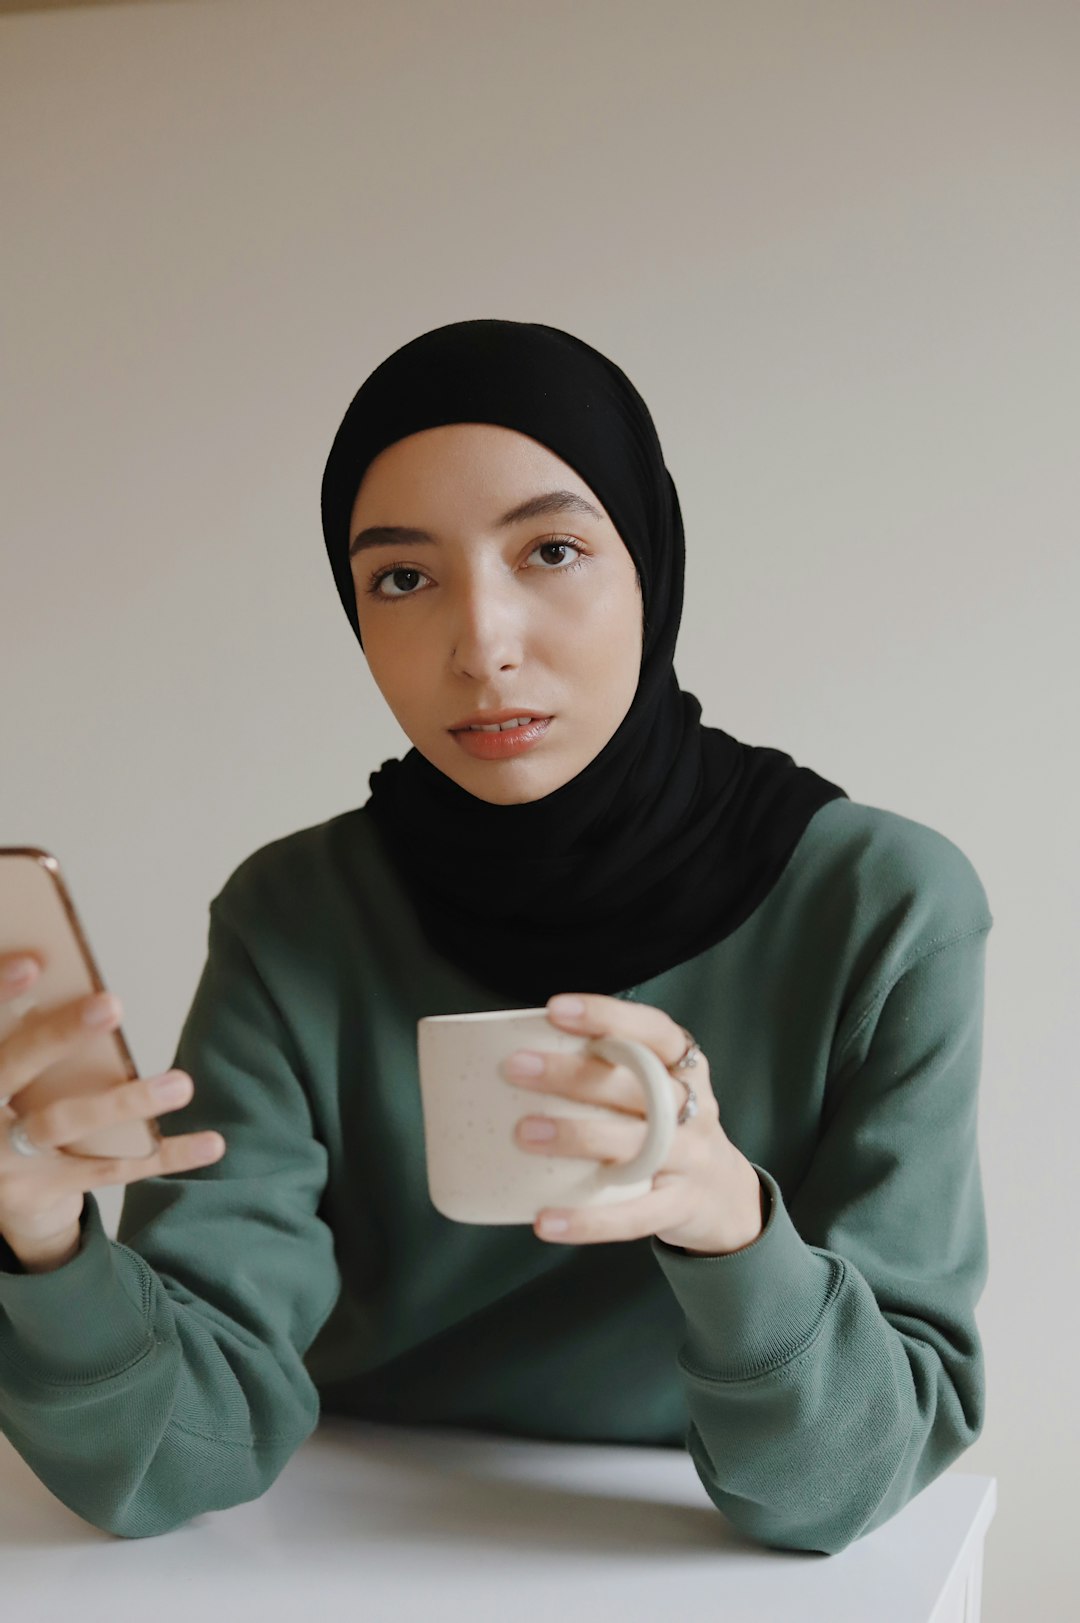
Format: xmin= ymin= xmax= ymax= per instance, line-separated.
xmin=364 ymin=537 xmax=589 ymax=602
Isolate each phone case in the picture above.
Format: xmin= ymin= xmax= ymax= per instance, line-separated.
xmin=0 ymin=847 xmax=162 ymax=1159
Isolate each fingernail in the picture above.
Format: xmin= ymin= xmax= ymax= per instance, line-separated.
xmin=2 ymin=957 xmax=36 ymax=983
xmin=153 ymin=1073 xmax=191 ymax=1102
xmin=504 ymin=1050 xmax=544 ymax=1076
xmin=83 ymin=993 xmax=121 ymax=1027
xmin=521 ymin=1117 xmax=557 ymax=1140
xmin=548 ymin=995 xmax=584 ymax=1019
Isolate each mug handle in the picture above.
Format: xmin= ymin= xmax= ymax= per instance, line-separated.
xmin=586 ymin=1034 xmax=679 ymax=1188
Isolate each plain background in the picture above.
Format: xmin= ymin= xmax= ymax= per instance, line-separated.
xmin=1 ymin=0 xmax=1077 ymax=1613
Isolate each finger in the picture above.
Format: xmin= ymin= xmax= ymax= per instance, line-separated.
xmin=515 ymin=1109 xmax=647 ymax=1162
xmin=0 ymin=1113 xmax=222 ymax=1187
xmin=545 ymin=992 xmax=697 ymax=1072
xmin=500 ymin=1048 xmax=649 ymax=1116
xmin=18 ymin=1068 xmax=188 ymax=1156
xmin=515 ymin=1110 xmax=697 ymax=1169
xmin=535 ymin=1175 xmax=688 ymax=1244
xmin=71 ymin=1130 xmax=226 ymax=1187
xmin=0 ymin=990 xmax=121 ymax=1104
xmin=0 ymin=953 xmax=42 ymax=998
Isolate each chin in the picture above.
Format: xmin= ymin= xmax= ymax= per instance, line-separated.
xmin=440 ymin=752 xmax=567 ymax=804
xmin=481 ymin=766 xmax=577 ymax=805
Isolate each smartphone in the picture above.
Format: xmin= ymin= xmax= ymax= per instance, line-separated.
xmin=0 ymin=847 xmax=162 ymax=1159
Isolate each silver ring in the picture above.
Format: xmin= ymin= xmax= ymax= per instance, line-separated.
xmin=670 ymin=1027 xmax=701 ymax=1072
xmin=675 ymin=1082 xmax=698 ymax=1126
xmin=669 ymin=1027 xmax=701 ymax=1126
xmin=7 ymin=1119 xmax=45 ymax=1158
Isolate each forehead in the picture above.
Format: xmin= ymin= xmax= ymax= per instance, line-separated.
xmin=350 ymin=423 xmax=604 ymax=524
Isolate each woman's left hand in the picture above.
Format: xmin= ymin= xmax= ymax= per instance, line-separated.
xmin=500 ymin=992 xmax=768 ymax=1254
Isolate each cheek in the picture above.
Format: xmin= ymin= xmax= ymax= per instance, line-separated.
xmin=362 ymin=627 xmax=422 ymax=703
xmin=574 ymin=582 xmax=643 ymax=670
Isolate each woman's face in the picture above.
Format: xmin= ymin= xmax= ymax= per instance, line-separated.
xmin=350 ymin=422 xmax=644 ymax=805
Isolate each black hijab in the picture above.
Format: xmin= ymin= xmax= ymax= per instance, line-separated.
xmin=320 ymin=318 xmax=848 ymax=1005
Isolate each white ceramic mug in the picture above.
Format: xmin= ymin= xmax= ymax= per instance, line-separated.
xmin=417 ymin=1007 xmax=680 ymax=1224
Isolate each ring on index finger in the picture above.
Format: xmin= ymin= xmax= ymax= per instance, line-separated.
xmin=666 ymin=1026 xmax=701 ymax=1124
xmin=668 ymin=1027 xmax=702 ymax=1072
xmin=7 ymin=1118 xmax=49 ymax=1157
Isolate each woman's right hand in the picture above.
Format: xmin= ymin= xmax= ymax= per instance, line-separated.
xmin=0 ymin=950 xmax=226 ymax=1260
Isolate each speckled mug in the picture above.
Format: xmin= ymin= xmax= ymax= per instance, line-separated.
xmin=417 ymin=1007 xmax=680 ymax=1225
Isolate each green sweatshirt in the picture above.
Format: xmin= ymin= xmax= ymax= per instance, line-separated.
xmin=0 ymin=796 xmax=993 ymax=1554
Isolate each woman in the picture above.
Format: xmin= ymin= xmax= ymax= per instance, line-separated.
xmin=0 ymin=319 xmax=993 ymax=1555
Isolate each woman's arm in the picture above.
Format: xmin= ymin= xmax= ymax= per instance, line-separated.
xmin=650 ymin=923 xmax=992 ymax=1555
xmin=0 ymin=897 xmax=342 ymax=1538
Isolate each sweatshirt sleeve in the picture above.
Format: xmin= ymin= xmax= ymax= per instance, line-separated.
xmin=648 ymin=920 xmax=993 ymax=1556
xmin=0 ymin=893 xmax=342 ymax=1539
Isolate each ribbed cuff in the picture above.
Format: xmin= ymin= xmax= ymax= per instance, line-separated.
xmin=650 ymin=1163 xmax=842 ymax=1381
xmin=0 ymin=1194 xmax=156 ymax=1384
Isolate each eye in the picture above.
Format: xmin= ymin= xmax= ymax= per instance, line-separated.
xmin=530 ymin=537 xmax=587 ymax=573
xmin=366 ymin=564 xmax=428 ymax=601
xmin=364 ymin=537 xmax=589 ymax=601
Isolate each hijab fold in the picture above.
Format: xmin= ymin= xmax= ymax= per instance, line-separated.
xmin=320 ymin=319 xmax=847 ymax=1004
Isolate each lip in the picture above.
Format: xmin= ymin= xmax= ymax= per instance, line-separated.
xmin=451 ymin=717 xmax=553 ymax=760
xmin=448 ymin=708 xmax=554 ymax=730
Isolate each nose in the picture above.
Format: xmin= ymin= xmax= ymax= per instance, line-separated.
xmin=448 ymin=573 xmax=524 ymax=680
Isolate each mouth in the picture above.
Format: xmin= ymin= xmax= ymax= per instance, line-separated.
xmin=449 ymin=711 xmax=554 ymax=732
xmin=450 ymin=716 xmax=554 ymax=759
xmin=444 ymin=714 xmax=548 ymax=733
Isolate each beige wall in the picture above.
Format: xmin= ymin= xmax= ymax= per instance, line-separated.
xmin=2 ymin=1 xmax=1076 ymax=1612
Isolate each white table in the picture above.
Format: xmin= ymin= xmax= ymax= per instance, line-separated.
xmin=1 ymin=1416 xmax=995 ymax=1622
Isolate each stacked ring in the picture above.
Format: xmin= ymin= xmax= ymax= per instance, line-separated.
xmin=6 ymin=1119 xmax=44 ymax=1158
xmin=668 ymin=1026 xmax=701 ymax=1125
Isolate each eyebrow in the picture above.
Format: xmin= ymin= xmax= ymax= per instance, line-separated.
xmin=348 ymin=488 xmax=605 ymax=558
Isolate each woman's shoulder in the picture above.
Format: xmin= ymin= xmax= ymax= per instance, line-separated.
xmin=796 ymin=796 xmax=994 ymax=1018
xmin=208 ymin=807 xmax=376 ymax=928
xmin=808 ymin=798 xmax=987 ymax=915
